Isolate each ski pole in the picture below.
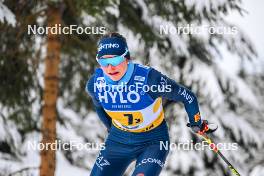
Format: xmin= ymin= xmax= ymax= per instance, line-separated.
xmin=196 ymin=131 xmax=241 ymax=176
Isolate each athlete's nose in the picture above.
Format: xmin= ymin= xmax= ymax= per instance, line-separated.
xmin=107 ymin=64 xmax=116 ymax=71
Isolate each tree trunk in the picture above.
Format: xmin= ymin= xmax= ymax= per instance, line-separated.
xmin=40 ymin=5 xmax=61 ymax=176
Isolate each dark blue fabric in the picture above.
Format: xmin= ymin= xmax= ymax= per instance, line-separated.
xmin=93 ymin=64 xmax=155 ymax=112
xmin=147 ymin=68 xmax=202 ymax=126
xmin=86 ymin=66 xmax=202 ymax=132
xmin=87 ymin=65 xmax=202 ymax=175
xmin=97 ymin=37 xmax=130 ymax=59
xmin=90 ymin=138 xmax=169 ymax=176
xmin=86 ymin=74 xmax=112 ymax=129
xmin=108 ymin=120 xmax=169 ymax=145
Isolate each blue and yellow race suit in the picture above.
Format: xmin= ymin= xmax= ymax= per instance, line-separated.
xmin=86 ymin=63 xmax=202 ymax=176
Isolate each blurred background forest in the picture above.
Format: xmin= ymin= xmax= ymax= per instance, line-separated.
xmin=0 ymin=0 xmax=263 ymax=176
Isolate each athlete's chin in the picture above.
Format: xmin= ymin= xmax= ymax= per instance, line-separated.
xmin=108 ymin=74 xmax=122 ymax=81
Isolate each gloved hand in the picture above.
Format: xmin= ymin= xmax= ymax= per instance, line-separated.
xmin=187 ymin=120 xmax=217 ymax=134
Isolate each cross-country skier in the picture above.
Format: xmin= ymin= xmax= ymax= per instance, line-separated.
xmin=86 ymin=32 xmax=217 ymax=176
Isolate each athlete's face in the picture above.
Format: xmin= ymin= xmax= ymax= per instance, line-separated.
xmin=100 ymin=55 xmax=128 ymax=81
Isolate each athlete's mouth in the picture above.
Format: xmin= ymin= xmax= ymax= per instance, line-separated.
xmin=108 ymin=72 xmax=119 ymax=76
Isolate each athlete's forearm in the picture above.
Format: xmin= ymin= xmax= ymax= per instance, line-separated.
xmin=94 ymin=106 xmax=112 ymax=129
xmin=86 ymin=75 xmax=112 ymax=130
xmin=147 ymin=68 xmax=202 ymax=126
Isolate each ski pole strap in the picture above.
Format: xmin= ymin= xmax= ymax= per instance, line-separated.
xmin=187 ymin=121 xmax=208 ymax=134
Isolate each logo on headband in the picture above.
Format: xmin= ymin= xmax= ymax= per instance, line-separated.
xmin=98 ymin=43 xmax=120 ymax=52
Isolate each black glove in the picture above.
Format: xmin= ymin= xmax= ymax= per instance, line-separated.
xmin=187 ymin=120 xmax=217 ymax=134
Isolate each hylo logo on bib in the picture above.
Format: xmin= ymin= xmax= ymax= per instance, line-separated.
xmin=98 ymin=91 xmax=140 ymax=104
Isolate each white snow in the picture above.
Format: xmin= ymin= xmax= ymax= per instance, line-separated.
xmin=250 ymin=165 xmax=264 ymax=176
xmin=0 ymin=0 xmax=16 ymax=26
xmin=220 ymin=112 xmax=262 ymax=148
xmin=55 ymin=151 xmax=89 ymax=176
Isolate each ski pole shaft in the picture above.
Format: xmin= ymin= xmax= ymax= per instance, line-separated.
xmin=197 ymin=133 xmax=241 ymax=176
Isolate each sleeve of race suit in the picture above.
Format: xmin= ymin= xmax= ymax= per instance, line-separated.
xmin=86 ymin=74 xmax=112 ymax=130
xmin=147 ymin=68 xmax=202 ymax=126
